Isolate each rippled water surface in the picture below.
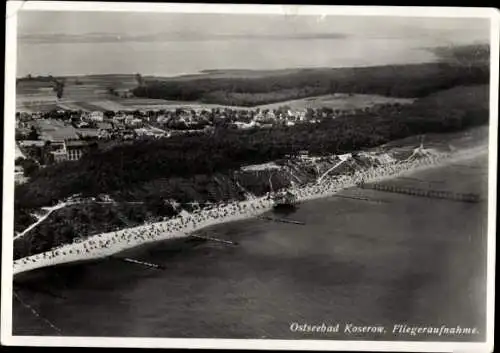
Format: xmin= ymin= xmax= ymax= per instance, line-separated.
xmin=13 ymin=155 xmax=488 ymax=340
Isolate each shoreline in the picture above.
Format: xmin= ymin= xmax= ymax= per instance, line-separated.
xmin=12 ymin=144 xmax=487 ymax=276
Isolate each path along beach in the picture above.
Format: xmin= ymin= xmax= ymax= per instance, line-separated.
xmin=12 ymin=144 xmax=488 ymax=276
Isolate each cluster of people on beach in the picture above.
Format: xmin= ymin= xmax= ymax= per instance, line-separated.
xmin=13 ymin=147 xmax=450 ymax=273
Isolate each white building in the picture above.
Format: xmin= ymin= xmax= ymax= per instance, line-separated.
xmin=130 ymin=118 xmax=143 ymax=126
xmin=234 ymin=121 xmax=258 ymax=130
xmin=124 ymin=115 xmax=135 ymax=125
xmin=15 ymin=165 xmax=27 ymax=185
xmin=88 ymin=111 xmax=104 ymax=121
xmin=157 ymin=115 xmax=169 ymax=123
xmin=266 ymin=111 xmax=276 ymax=120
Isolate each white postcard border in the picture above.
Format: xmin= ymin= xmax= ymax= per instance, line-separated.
xmin=2 ymin=2 xmax=498 ymax=351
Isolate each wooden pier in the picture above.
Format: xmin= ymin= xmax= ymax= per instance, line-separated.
xmin=360 ymin=183 xmax=481 ymax=203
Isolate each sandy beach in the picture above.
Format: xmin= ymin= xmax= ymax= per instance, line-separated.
xmin=12 ymin=144 xmax=487 ymax=276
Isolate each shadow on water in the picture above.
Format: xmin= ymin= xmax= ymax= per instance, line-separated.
xmin=272 ymin=207 xmax=298 ymax=217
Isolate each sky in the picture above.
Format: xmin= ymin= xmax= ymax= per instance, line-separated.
xmin=18 ymin=11 xmax=490 ymax=44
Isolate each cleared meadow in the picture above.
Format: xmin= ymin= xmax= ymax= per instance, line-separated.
xmin=17 ymin=77 xmax=173 ymax=112
xmin=17 ymin=75 xmax=417 ymax=113
xmin=254 ymin=93 xmax=415 ymax=111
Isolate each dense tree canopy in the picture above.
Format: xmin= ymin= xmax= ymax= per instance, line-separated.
xmin=133 ymin=63 xmax=489 ymax=106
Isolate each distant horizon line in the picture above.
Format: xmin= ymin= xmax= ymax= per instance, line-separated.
xmin=18 ymin=32 xmax=351 ymax=44
xmin=18 ymin=31 xmax=491 ymax=45
xmin=16 ymin=63 xmax=437 ymax=80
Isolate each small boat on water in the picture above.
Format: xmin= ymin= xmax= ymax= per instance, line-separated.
xmin=272 ymin=190 xmax=297 ymax=210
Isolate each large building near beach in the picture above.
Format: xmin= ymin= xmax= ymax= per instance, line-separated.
xmin=42 ymin=139 xmax=96 ymax=163
xmin=65 ymin=140 xmax=93 ymax=161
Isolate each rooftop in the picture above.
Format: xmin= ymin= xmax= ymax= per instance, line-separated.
xmin=77 ymin=128 xmax=100 ymax=137
xmin=97 ymin=122 xmax=113 ymax=130
xmin=65 ymin=140 xmax=91 ymax=148
xmin=36 ymin=121 xmax=80 ymax=141
xmin=15 ymin=144 xmax=26 ymax=159
xmin=19 ymin=140 xmax=45 ymax=147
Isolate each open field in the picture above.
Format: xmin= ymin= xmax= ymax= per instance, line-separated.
xmin=16 ymin=75 xmax=247 ymax=112
xmin=16 ymin=74 xmax=415 ymax=113
xmin=16 ymin=75 xmax=172 ymax=112
xmin=254 ymin=93 xmax=414 ymax=111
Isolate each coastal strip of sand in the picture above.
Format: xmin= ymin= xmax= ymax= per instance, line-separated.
xmin=12 ymin=144 xmax=488 ymax=276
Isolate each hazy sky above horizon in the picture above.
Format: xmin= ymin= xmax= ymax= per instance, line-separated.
xmin=18 ymin=11 xmax=490 ymax=44
xmin=16 ymin=11 xmax=491 ymax=77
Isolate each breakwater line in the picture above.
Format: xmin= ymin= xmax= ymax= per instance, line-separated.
xmin=13 ymin=291 xmax=63 ymax=335
xmin=117 ymin=257 xmax=164 ymax=269
xmin=189 ymin=233 xmax=237 ymax=245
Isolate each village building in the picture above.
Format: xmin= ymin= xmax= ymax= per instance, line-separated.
xmin=75 ymin=121 xmax=91 ymax=128
xmin=45 ymin=139 xmax=96 ymax=163
xmin=124 ymin=115 xmax=135 ymax=125
xmin=18 ymin=140 xmax=45 ymax=162
xmin=97 ymin=121 xmax=112 ymax=130
xmin=266 ymin=111 xmax=277 ymax=120
xmin=113 ymin=114 xmax=127 ymax=123
xmin=15 ymin=143 xmax=27 ymax=160
xmin=96 ymin=121 xmax=114 ymax=139
xmin=234 ymin=121 xmax=259 ymax=130
xmin=77 ymin=128 xmax=100 ymax=139
xmin=88 ymin=111 xmax=104 ymax=122
xmin=43 ymin=140 xmax=66 ymax=163
xmin=18 ymin=140 xmax=46 ymax=148
xmin=66 ymin=140 xmax=92 ymax=161
xmin=41 ymin=126 xmax=80 ymax=141
xmin=157 ymin=115 xmax=169 ymax=124
xmin=14 ymin=165 xmax=27 ymax=185
xmin=50 ymin=149 xmax=68 ymax=163
xmin=130 ymin=118 xmax=143 ymax=127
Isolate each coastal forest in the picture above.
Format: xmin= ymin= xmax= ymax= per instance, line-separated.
xmin=132 ymin=63 xmax=488 ymax=107
xmin=132 ymin=45 xmax=490 ymax=107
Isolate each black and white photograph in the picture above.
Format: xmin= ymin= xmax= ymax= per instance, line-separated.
xmin=1 ymin=2 xmax=498 ymax=351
